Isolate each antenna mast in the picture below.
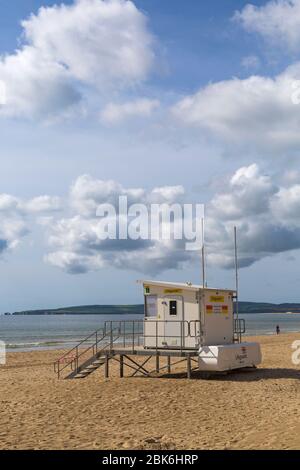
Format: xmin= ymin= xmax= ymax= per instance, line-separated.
xmin=201 ymin=218 xmax=206 ymax=289
xmin=234 ymin=226 xmax=239 ymax=322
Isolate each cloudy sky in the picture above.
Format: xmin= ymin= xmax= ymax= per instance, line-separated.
xmin=1 ymin=0 xmax=300 ymax=311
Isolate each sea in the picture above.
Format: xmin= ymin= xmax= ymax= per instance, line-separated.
xmin=1 ymin=313 xmax=300 ymax=352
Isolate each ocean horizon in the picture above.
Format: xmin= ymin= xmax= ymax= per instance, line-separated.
xmin=1 ymin=313 xmax=300 ymax=352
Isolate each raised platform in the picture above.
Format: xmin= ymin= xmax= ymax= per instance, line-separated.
xmin=54 ymin=319 xmax=258 ymax=380
xmin=99 ymin=343 xmax=261 ymax=379
xmin=99 ymin=346 xmax=199 ymax=379
xmin=103 ymin=346 xmax=198 ymax=357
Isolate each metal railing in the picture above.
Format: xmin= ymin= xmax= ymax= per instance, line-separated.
xmin=54 ymin=318 xmax=245 ymax=378
xmin=147 ymin=320 xmax=190 ymax=352
xmin=189 ymin=320 xmax=202 ymax=338
xmin=103 ymin=320 xmax=144 ymax=349
xmin=234 ymin=318 xmax=246 ymax=343
xmin=54 ymin=320 xmax=202 ymax=378
xmin=103 ymin=320 xmax=200 ymax=352
xmin=54 ymin=326 xmax=121 ymax=379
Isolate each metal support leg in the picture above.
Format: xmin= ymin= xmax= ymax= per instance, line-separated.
xmin=187 ymin=356 xmax=191 ymax=380
xmin=120 ymin=355 xmax=124 ymax=378
xmin=156 ymin=354 xmax=160 ymax=374
xmin=105 ymin=355 xmax=109 ymax=378
xmin=167 ymin=356 xmax=171 ymax=374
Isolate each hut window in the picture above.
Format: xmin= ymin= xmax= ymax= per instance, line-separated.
xmin=169 ymin=300 xmax=177 ymax=316
xmin=145 ymin=295 xmax=157 ymax=317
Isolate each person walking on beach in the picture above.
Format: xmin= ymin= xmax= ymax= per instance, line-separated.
xmin=276 ymin=325 xmax=280 ymax=335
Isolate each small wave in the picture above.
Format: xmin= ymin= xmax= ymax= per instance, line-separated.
xmin=6 ymin=339 xmax=84 ymax=350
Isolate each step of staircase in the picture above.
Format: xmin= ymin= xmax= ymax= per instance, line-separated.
xmin=66 ymin=353 xmax=108 ymax=379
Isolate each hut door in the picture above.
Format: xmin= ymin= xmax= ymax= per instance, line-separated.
xmin=163 ymin=296 xmax=184 ymax=348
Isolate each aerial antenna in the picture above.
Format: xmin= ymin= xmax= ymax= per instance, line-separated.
xmin=201 ymin=217 xmax=206 ymax=289
xmin=234 ymin=226 xmax=239 ymax=322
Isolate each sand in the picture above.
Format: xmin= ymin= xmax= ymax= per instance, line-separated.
xmin=1 ymin=333 xmax=300 ymax=450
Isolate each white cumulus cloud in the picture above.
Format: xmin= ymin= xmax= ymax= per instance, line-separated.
xmin=172 ymin=64 xmax=300 ymax=152
xmin=45 ymin=175 xmax=195 ymax=274
xmin=101 ymin=98 xmax=160 ymax=124
xmin=234 ymin=0 xmax=300 ymax=52
xmin=205 ymin=164 xmax=300 ymax=269
xmin=43 ymin=166 xmax=300 ymax=275
xmin=0 ymin=192 xmax=62 ymax=256
xmin=0 ymin=0 xmax=155 ymax=119
xmin=23 ymin=195 xmax=62 ymax=213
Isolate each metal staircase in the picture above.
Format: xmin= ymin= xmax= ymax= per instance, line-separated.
xmin=54 ymin=320 xmax=144 ymax=379
xmin=67 ymin=354 xmax=107 ymax=379
xmin=54 ymin=325 xmax=123 ymax=379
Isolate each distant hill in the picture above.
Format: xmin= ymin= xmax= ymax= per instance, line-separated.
xmin=237 ymin=302 xmax=300 ymax=314
xmin=11 ymin=305 xmax=144 ymax=315
xmin=7 ymin=301 xmax=300 ymax=315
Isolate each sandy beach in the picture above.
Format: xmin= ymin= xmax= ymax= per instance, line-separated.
xmin=1 ymin=333 xmax=300 ymax=450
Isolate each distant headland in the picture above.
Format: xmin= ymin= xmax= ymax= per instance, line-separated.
xmin=3 ymin=301 xmax=300 ymax=315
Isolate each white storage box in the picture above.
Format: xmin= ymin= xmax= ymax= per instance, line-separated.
xmin=198 ymin=342 xmax=261 ymax=372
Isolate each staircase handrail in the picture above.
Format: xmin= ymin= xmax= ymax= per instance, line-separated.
xmin=54 ymin=326 xmax=120 ymax=378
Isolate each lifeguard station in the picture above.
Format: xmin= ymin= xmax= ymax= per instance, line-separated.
xmin=54 ymin=278 xmax=261 ymax=379
xmin=143 ymin=281 xmax=236 ymax=349
xmin=142 ymin=280 xmax=261 ymax=372
xmin=54 ymin=226 xmax=261 ymax=379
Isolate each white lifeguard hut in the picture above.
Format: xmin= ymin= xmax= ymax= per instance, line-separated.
xmin=142 ymin=280 xmax=261 ymax=372
xmin=54 ymin=226 xmax=262 ymax=380
xmin=140 ymin=226 xmax=261 ymax=372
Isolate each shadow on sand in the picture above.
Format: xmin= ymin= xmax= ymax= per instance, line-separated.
xmin=158 ymin=367 xmax=300 ymax=382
